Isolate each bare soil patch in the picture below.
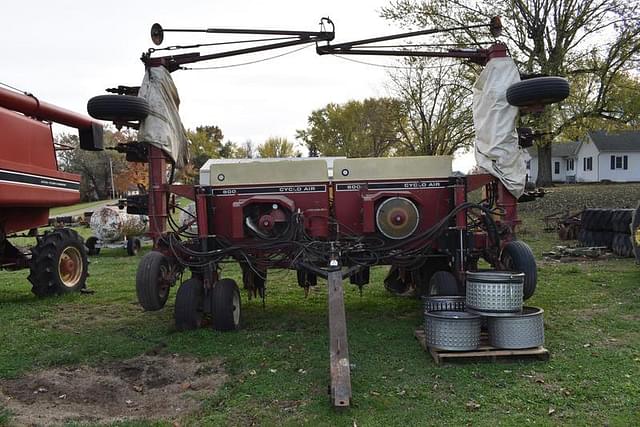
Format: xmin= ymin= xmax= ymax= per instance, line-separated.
xmin=0 ymin=354 xmax=226 ymax=426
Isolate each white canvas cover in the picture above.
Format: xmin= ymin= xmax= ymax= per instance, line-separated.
xmin=472 ymin=57 xmax=528 ymax=198
xmin=138 ymin=67 xmax=189 ymax=167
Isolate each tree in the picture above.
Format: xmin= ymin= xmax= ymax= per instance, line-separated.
xmin=187 ymin=125 xmax=225 ymax=171
xmin=257 ymin=137 xmax=299 ymax=158
xmin=56 ymin=128 xmax=131 ymax=201
xmin=236 ymin=140 xmax=255 ymax=159
xmin=382 ymin=0 xmax=640 ymax=186
xmin=296 ymin=97 xmax=407 ymax=157
xmin=388 ymin=59 xmax=475 ymax=155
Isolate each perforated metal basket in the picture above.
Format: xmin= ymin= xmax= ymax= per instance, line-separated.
xmin=465 ymin=270 xmax=524 ymax=314
xmin=424 ymin=311 xmax=481 ymax=351
xmin=488 ymin=306 xmax=544 ymax=349
xmin=423 ymin=295 xmax=465 ymax=313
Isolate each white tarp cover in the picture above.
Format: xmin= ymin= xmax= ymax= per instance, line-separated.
xmin=473 ymin=57 xmax=529 ymax=198
xmin=138 ymin=67 xmax=189 ymax=167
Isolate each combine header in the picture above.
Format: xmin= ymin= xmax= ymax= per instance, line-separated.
xmin=87 ymin=16 xmax=568 ymax=406
xmin=0 ymin=86 xmax=103 ymax=295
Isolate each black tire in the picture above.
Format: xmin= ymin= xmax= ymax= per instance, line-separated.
xmin=85 ymin=236 xmax=100 ymax=256
xmin=87 ymin=95 xmax=150 ymax=122
xmin=136 ymin=251 xmax=172 ymax=311
xmin=212 ymin=278 xmax=241 ymax=331
xmin=28 ymin=228 xmax=88 ymax=297
xmin=500 ymin=240 xmax=537 ymax=300
xmin=506 ymin=77 xmax=570 ymax=107
xmin=428 ymin=271 xmax=461 ymax=296
xmin=175 ymin=278 xmax=204 ymax=331
xmin=633 ymin=202 xmax=640 ymax=262
xmin=126 ymin=238 xmax=142 ymax=256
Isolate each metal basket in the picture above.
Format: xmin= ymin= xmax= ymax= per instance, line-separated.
xmin=423 ymin=295 xmax=465 ymax=312
xmin=465 ymin=270 xmax=524 ymax=315
xmin=424 ymin=310 xmax=481 ymax=351
xmin=487 ymin=306 xmax=544 ymax=349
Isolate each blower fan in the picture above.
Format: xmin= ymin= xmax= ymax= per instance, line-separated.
xmin=244 ymin=203 xmax=291 ymax=239
xmin=375 ymin=197 xmax=419 ymax=240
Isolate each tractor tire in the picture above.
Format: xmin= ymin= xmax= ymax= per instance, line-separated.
xmin=428 ymin=271 xmax=461 ymax=296
xmin=126 ymin=238 xmax=142 ymax=256
xmin=212 ymin=278 xmax=241 ymax=331
xmin=136 ymin=251 xmax=172 ymax=311
xmin=506 ymin=77 xmax=570 ymax=107
xmin=85 ymin=236 xmax=100 ymax=255
xmin=28 ymin=228 xmax=88 ymax=297
xmin=632 ymin=202 xmax=640 ymax=262
xmin=175 ymin=278 xmax=205 ymax=331
xmin=500 ymin=240 xmax=537 ymax=300
xmin=87 ymin=95 xmax=150 ymax=122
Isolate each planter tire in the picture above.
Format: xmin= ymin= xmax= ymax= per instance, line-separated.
xmin=428 ymin=271 xmax=461 ymax=296
xmin=506 ymin=77 xmax=570 ymax=107
xmin=212 ymin=278 xmax=241 ymax=331
xmin=28 ymin=228 xmax=88 ymax=297
xmin=87 ymin=95 xmax=150 ymax=122
xmin=175 ymin=278 xmax=205 ymax=331
xmin=136 ymin=251 xmax=172 ymax=311
xmin=500 ymin=240 xmax=537 ymax=300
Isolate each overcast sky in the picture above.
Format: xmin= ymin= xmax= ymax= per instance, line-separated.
xmin=2 ymin=0 xmax=474 ymax=171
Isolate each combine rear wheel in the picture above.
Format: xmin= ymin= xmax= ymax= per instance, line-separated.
xmin=212 ymin=279 xmax=241 ymax=331
xmin=126 ymin=238 xmax=142 ymax=256
xmin=175 ymin=278 xmax=204 ymax=331
xmin=136 ymin=251 xmax=172 ymax=311
xmin=28 ymin=228 xmax=88 ymax=297
xmin=85 ymin=236 xmax=100 ymax=255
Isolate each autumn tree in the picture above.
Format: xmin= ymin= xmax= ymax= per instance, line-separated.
xmin=257 ymin=137 xmax=299 ymax=158
xmin=56 ymin=128 xmax=131 ymax=201
xmin=296 ymin=97 xmax=407 ymax=157
xmin=382 ymin=0 xmax=640 ymax=186
xmin=389 ymin=59 xmax=475 ymax=155
xmin=187 ymin=125 xmax=225 ymax=170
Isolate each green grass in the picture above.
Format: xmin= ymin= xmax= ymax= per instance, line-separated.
xmin=49 ymin=199 xmax=116 ymax=217
xmin=1 ymin=186 xmax=639 ymax=426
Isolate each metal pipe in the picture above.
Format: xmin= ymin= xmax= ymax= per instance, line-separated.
xmin=0 ymin=86 xmax=98 ymax=130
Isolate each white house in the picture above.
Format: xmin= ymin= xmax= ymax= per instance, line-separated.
xmin=527 ymin=140 xmax=580 ymax=183
xmin=527 ymin=130 xmax=640 ymax=183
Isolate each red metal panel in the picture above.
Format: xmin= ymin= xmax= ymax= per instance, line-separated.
xmin=1 ymin=207 xmax=50 ymax=235
xmin=207 ymin=183 xmax=330 ymax=241
xmin=0 ymin=108 xmax=57 ymax=171
xmin=333 ymin=179 xmax=452 ymax=238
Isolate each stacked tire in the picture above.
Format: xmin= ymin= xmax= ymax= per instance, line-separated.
xmin=578 ymin=208 xmax=634 ymax=257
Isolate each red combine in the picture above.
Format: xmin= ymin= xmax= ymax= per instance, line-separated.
xmin=87 ymin=17 xmax=568 ymax=406
xmin=0 ymin=86 xmax=103 ymax=295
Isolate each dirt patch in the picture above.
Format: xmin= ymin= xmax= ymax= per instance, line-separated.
xmin=0 ymin=354 xmax=226 ymax=426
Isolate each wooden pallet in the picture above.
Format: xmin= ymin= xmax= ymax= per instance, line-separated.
xmin=414 ymin=329 xmax=550 ymax=365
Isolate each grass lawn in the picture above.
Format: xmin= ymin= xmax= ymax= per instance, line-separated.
xmin=49 ymin=200 xmax=116 ymax=217
xmin=1 ymin=185 xmax=639 ymax=426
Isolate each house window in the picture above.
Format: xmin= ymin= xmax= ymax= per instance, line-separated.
xmin=610 ymin=155 xmax=628 ymax=170
xmin=566 ymin=158 xmax=574 ymax=171
xmin=554 ymin=161 xmax=560 ymax=174
xmin=583 ymin=157 xmax=593 ymax=171
xmin=526 ymin=160 xmax=531 ymax=170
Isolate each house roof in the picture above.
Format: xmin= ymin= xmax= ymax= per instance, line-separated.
xmin=527 ymin=140 xmax=580 ymax=158
xmin=588 ymin=130 xmax=640 ymax=152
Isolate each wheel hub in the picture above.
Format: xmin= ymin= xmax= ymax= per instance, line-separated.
xmin=58 ymin=246 xmax=83 ymax=288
